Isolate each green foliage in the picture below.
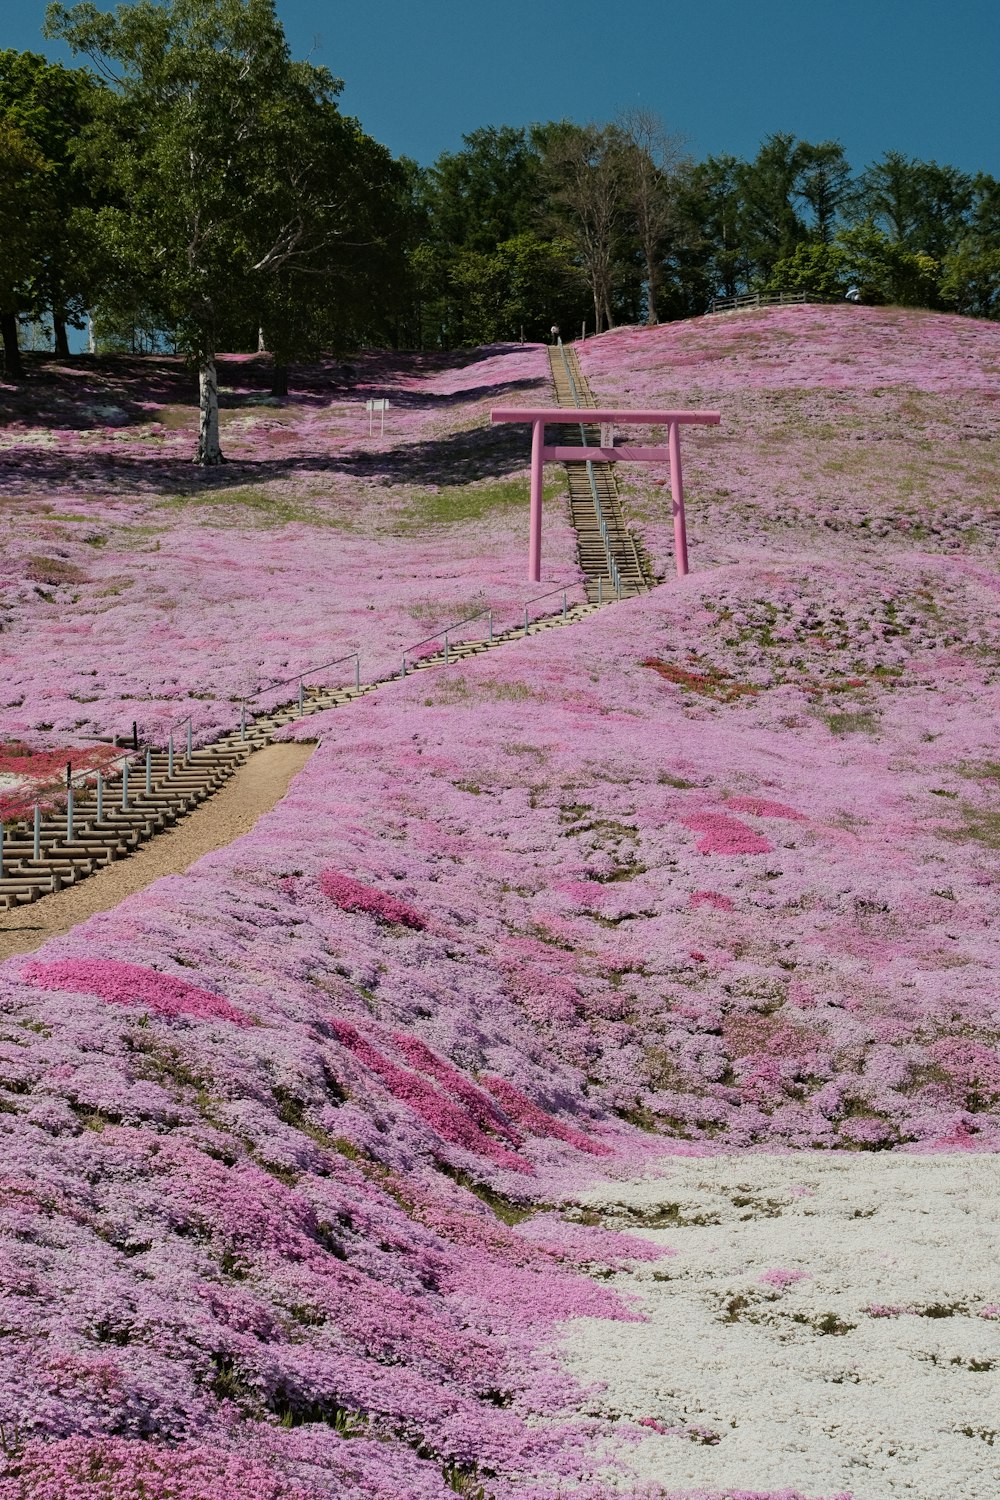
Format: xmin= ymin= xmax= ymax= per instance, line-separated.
xmin=447 ymin=233 xmax=585 ymax=344
xmin=766 ymin=241 xmax=850 ymax=299
xmin=834 ymin=223 xmax=940 ymax=307
xmin=0 ymin=48 xmax=104 ymax=361
xmin=408 ymin=474 xmax=562 ymax=527
xmin=7 ymin=12 xmax=1000 ymax=366
xmin=939 ymin=245 xmax=1000 ymax=319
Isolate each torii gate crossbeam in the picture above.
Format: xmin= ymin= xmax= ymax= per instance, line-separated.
xmin=491 ymin=406 xmax=721 ymax=583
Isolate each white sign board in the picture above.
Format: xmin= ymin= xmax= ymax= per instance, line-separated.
xmin=365 ymin=397 xmax=389 ymax=436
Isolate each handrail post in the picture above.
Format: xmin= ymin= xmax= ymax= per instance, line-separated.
xmin=122 ymin=760 xmax=129 ymax=811
xmin=66 ymin=785 xmax=74 ymax=844
xmin=0 ymin=823 xmax=4 ymax=880
xmin=186 ymin=718 xmax=192 ymax=762
xmin=401 ymin=656 xmax=406 ymax=677
xmin=444 ymin=630 xmax=449 ymax=665
xmin=96 ymin=771 xmax=104 ymax=823
xmin=598 ymin=576 xmax=603 ymax=604
xmin=668 ymin=420 xmax=689 ymax=577
xmin=145 ymin=747 xmax=152 ymax=797
xmin=33 ymin=804 xmax=41 ymax=861
xmin=298 ymin=678 xmax=304 ymax=715
xmin=168 ymin=733 xmax=174 ymax=778
xmin=354 ymin=656 xmax=360 ymax=690
xmin=488 ymin=610 xmax=493 ymax=643
xmin=240 ymin=704 xmax=246 ymax=741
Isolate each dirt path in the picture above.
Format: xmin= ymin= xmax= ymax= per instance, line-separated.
xmin=0 ymin=741 xmax=314 ymax=962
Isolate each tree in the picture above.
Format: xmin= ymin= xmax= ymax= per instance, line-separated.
xmin=737 ymin=133 xmax=815 ymax=283
xmin=538 ymin=121 xmax=633 ymax=335
xmin=663 ymin=154 xmax=748 ymax=309
xmin=616 ymin=107 xmax=686 ymax=325
xmin=447 ymin=232 xmax=585 ymax=344
xmin=253 ymin=110 xmax=407 ymax=393
xmin=795 ymin=141 xmax=853 ymax=243
xmin=422 ymin=125 xmax=544 ymax=256
xmin=0 ymin=120 xmax=50 ymax=378
xmin=834 ymin=222 xmax=940 ymax=307
xmin=46 ymin=0 xmax=374 ymax=464
xmin=939 ymin=245 xmax=1000 ymax=319
xmin=766 ymin=240 xmax=850 ymax=299
xmin=857 ymin=152 xmax=974 ymax=260
xmin=0 ymin=49 xmax=104 ymax=357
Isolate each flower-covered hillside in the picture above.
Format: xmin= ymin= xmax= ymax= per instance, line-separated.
xmin=279 ymin=545 xmax=999 ymax=1151
xmin=0 ymin=345 xmax=577 ymax=755
xmin=577 ymin=304 xmax=1000 ymax=575
xmin=1 ymin=535 xmax=996 ymax=1493
xmin=1 ymin=307 xmax=999 ymax=1498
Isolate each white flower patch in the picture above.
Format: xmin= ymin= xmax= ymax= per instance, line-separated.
xmin=559 ymin=1154 xmax=1000 ymax=1498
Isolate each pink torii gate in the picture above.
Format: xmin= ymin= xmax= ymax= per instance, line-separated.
xmin=490 ymin=406 xmax=721 ymax=583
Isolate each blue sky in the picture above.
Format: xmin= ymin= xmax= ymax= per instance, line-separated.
xmin=8 ymin=0 xmax=1000 ymax=174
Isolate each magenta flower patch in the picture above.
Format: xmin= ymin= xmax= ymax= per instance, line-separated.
xmin=689 ymin=890 xmax=735 ymax=912
xmin=479 ymin=1074 xmax=612 ymax=1156
xmin=332 ymin=1020 xmax=529 ymax=1171
xmin=19 ymin=959 xmax=252 ymax=1026
xmin=0 ymin=1436 xmax=313 ymax=1500
xmin=319 ymin=871 xmax=426 ymax=929
xmin=681 ymin=812 xmax=774 ymax=856
xmin=725 ymin=796 xmax=806 ymax=822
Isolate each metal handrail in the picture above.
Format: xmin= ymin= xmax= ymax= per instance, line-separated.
xmin=557 ymin=340 xmax=621 ymax=588
xmin=402 ymin=608 xmax=494 ymax=659
xmin=248 ymin=650 xmax=360 ymax=703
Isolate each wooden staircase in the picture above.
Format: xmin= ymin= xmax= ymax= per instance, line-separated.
xmin=0 ymin=601 xmax=603 ymax=912
xmin=547 ymin=344 xmax=651 ymax=602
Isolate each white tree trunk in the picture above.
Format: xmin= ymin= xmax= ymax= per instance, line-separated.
xmin=195 ymin=352 xmax=225 ymax=465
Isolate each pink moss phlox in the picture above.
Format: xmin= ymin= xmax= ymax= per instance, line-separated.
xmin=331 ymin=1020 xmax=529 ymax=1171
xmin=689 ymin=890 xmax=735 ymax=911
xmin=0 ymin=1436 xmax=313 ymax=1500
xmin=479 ymin=1075 xmax=612 ymax=1156
xmin=928 ymin=1038 xmax=1000 ymax=1106
xmin=979 ymin=1305 xmax=1000 ymax=1320
xmin=682 ymin=812 xmax=774 ymax=856
xmin=759 ymin=1268 xmax=808 ymax=1289
xmin=19 ymin=958 xmax=253 ymax=1026
xmin=318 ymin=870 xmax=426 ymax=929
xmin=725 ymin=796 xmax=806 ymax=822
xmin=386 ymin=1030 xmax=524 ymax=1145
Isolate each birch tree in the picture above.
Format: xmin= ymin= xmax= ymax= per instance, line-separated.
xmin=538 ymin=122 xmax=631 ymax=335
xmin=616 ymin=108 xmax=686 ymax=325
xmin=45 ymin=0 xmax=354 ymax=464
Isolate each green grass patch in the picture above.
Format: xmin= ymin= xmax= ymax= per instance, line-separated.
xmin=406 ymin=474 xmax=562 ymax=528
xmin=823 ymin=710 xmax=880 ymax=736
xmin=159 ymin=486 xmax=347 ymax=530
